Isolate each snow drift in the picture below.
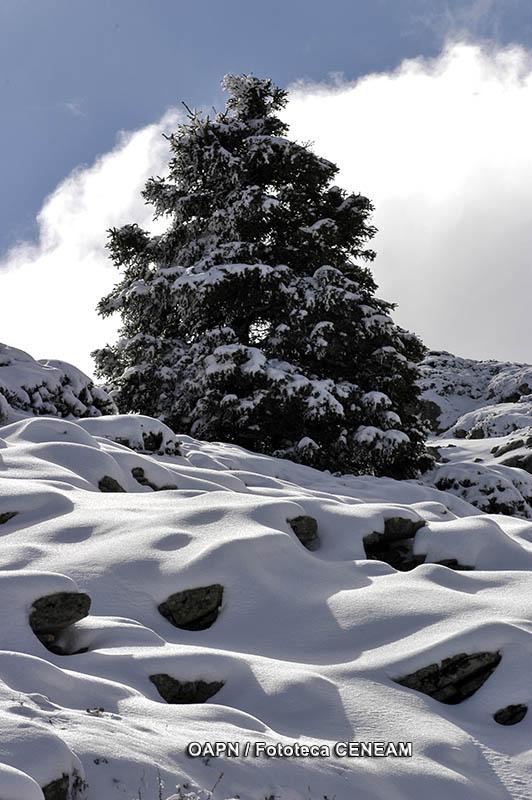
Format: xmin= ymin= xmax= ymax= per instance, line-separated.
xmin=1 ymin=410 xmax=532 ymax=798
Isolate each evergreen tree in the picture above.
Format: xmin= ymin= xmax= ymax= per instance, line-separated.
xmin=93 ymin=74 xmax=429 ymax=478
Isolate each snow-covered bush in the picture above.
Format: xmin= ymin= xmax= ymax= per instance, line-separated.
xmin=426 ymin=460 xmax=532 ymax=518
xmin=0 ymin=343 xmax=116 ymax=423
xmin=94 ymin=75 xmax=429 ymax=478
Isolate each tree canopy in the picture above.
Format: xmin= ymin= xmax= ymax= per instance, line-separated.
xmin=93 ymin=74 xmax=429 ymax=478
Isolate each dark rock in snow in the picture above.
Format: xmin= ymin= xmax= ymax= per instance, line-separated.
xmin=158 ymin=584 xmax=223 ymax=630
xmin=142 ymin=430 xmax=163 ymax=452
xmin=492 ymin=438 xmax=524 ymax=458
xmin=364 ymin=517 xmax=474 ymax=572
xmin=149 ymin=674 xmax=224 ymax=703
xmin=287 ymin=515 xmax=320 ymax=550
xmin=42 ymin=774 xmax=69 ymax=800
xmin=395 ymin=651 xmax=502 ymax=704
xmin=501 ymin=451 xmax=532 ymax=475
xmin=131 ymin=466 xmax=177 ymax=491
xmin=98 ymin=475 xmax=126 ymax=492
xmin=30 ymin=591 xmax=91 ymax=655
xmin=363 ymin=517 xmax=426 ymax=571
xmin=0 ymin=511 xmax=18 ymax=525
xmin=493 ymin=703 xmax=527 ymax=725
xmin=30 ymin=592 xmax=91 ymax=633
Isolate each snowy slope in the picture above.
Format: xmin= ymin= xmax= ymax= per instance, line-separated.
xmin=418 ymin=350 xmax=532 ymax=434
xmin=418 ymin=351 xmax=532 ymax=518
xmin=1 ymin=414 xmax=532 ymax=799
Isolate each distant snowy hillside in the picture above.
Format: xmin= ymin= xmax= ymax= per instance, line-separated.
xmin=418 ymin=350 xmax=532 ymax=434
xmin=0 ymin=344 xmax=116 ymax=424
xmin=419 ymin=351 xmax=532 ymax=519
xmin=1 ymin=411 xmax=532 ymax=798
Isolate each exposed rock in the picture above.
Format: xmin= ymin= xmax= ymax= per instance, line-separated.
xmin=426 ymin=446 xmax=442 ymax=460
xmin=287 ymin=515 xmax=320 ymax=551
xmin=149 ymin=674 xmax=224 ymax=703
xmin=395 ymin=651 xmax=502 ymax=704
xmin=98 ymin=475 xmax=126 ymax=493
xmin=131 ymin=466 xmax=177 ymax=492
xmin=364 ymin=518 xmax=474 ymax=572
xmin=158 ymin=584 xmax=223 ymax=630
xmin=363 ymin=517 xmax=426 ymax=571
xmin=0 ymin=511 xmax=18 ymax=525
xmin=142 ymin=431 xmax=163 ymax=452
xmin=30 ymin=591 xmax=91 ymax=655
xmin=42 ymin=774 xmax=69 ymax=800
xmin=30 ymin=592 xmax=91 ymax=633
xmin=501 ymin=451 xmax=532 ymax=475
xmin=493 ymin=703 xmax=527 ymax=725
xmin=491 ymin=438 xmax=524 ymax=458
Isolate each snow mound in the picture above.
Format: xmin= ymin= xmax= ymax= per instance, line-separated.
xmin=2 ymin=413 xmax=532 ymax=797
xmin=77 ymin=414 xmax=181 ymax=455
xmin=0 ymin=343 xmax=116 ymax=424
xmin=418 ymin=350 xmax=532 ymax=433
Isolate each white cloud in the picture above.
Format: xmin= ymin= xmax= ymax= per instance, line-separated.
xmin=62 ymin=100 xmax=85 ymax=117
xmin=2 ymin=41 xmax=532 ymax=379
xmin=0 ymin=110 xmax=181 ymax=376
xmin=283 ymin=41 xmax=532 ymax=362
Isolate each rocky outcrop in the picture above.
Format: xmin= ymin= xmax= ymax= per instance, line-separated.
xmin=131 ymin=467 xmax=177 ymax=491
xmin=395 ymin=651 xmax=501 ymax=704
xmin=493 ymin=703 xmax=527 ymax=725
xmin=0 ymin=511 xmax=18 ymax=525
xmin=500 ymin=451 xmax=532 ymax=475
xmin=42 ymin=775 xmax=70 ymax=800
xmin=42 ymin=775 xmax=69 ymax=800
xmin=158 ymin=585 xmax=223 ymax=630
xmin=287 ymin=516 xmax=320 ymax=551
xmin=363 ymin=517 xmax=426 ymax=571
xmin=29 ymin=591 xmax=91 ymax=655
xmin=98 ymin=476 xmax=126 ymax=493
xmin=149 ymin=674 xmax=224 ymax=703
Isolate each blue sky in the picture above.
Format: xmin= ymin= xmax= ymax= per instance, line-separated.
xmin=2 ymin=1 xmax=532 ymax=373
xmin=2 ymin=0 xmax=530 ymax=255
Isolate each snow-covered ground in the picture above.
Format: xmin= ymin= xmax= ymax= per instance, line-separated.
xmin=2 ymin=345 xmax=532 ymax=798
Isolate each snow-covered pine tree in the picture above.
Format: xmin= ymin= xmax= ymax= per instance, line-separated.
xmin=93 ymin=74 xmax=429 ymax=478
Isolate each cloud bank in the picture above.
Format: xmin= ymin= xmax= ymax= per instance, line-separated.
xmin=0 ymin=111 xmax=181 ymax=376
xmin=284 ymin=41 xmax=532 ymax=362
xmin=2 ymin=41 xmax=532 ymax=377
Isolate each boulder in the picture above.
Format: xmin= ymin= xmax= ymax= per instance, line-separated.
xmin=149 ymin=674 xmax=224 ymax=703
xmin=42 ymin=774 xmax=69 ymax=800
xmin=287 ymin=516 xmax=320 ymax=551
xmin=158 ymin=584 xmax=223 ymax=630
xmin=30 ymin=592 xmax=91 ymax=634
xmin=131 ymin=467 xmax=177 ymax=492
xmin=98 ymin=475 xmax=126 ymax=493
xmin=29 ymin=591 xmax=91 ymax=655
xmin=493 ymin=703 xmax=527 ymax=725
xmin=501 ymin=451 xmax=532 ymax=475
xmin=363 ymin=517 xmax=426 ymax=571
xmin=395 ymin=651 xmax=501 ymax=704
